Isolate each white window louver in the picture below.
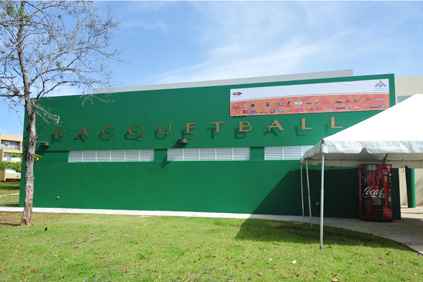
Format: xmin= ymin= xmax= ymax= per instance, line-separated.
xmin=199 ymin=148 xmax=216 ymax=160
xmin=140 ymin=150 xmax=155 ymax=162
xmin=83 ymin=150 xmax=96 ymax=162
xmin=69 ymin=150 xmax=154 ymax=163
xmin=167 ymin=147 xmax=250 ymax=161
xmin=125 ymin=150 xmax=140 ymax=162
xmin=69 ymin=151 xmax=83 ymax=162
xmin=167 ymin=149 xmax=183 ymax=161
xmin=97 ymin=150 xmax=111 ymax=162
xmin=284 ymin=146 xmax=301 ymax=160
xmin=265 ymin=146 xmax=314 ymax=160
xmin=233 ymin=147 xmax=250 ymax=160
xmin=184 ymin=148 xmax=200 ymax=161
xmin=111 ymin=150 xmax=125 ymax=162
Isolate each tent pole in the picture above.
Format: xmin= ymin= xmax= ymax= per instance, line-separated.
xmin=320 ymin=153 xmax=325 ymax=251
xmin=306 ymin=160 xmax=312 ymax=227
xmin=300 ymin=163 xmax=304 ymax=217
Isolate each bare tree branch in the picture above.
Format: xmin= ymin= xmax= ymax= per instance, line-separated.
xmin=0 ymin=0 xmax=121 ymax=225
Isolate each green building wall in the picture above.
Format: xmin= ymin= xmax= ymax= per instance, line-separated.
xmin=20 ymin=74 xmax=400 ymax=219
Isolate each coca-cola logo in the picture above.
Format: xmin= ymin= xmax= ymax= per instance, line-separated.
xmin=364 ymin=187 xmax=385 ymax=198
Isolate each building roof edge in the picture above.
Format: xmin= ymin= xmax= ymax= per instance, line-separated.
xmin=93 ymin=69 xmax=354 ymax=94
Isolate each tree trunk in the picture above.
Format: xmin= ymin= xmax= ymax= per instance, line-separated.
xmin=21 ymin=104 xmax=37 ymax=226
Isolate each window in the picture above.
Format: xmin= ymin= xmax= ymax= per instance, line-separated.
xmin=3 ymin=153 xmax=12 ymax=162
xmin=69 ymin=149 xmax=154 ymax=163
xmin=167 ymin=147 xmax=250 ymax=161
xmin=1 ymin=140 xmax=20 ymax=150
xmin=265 ymin=146 xmax=313 ymax=160
xmin=397 ymin=96 xmax=411 ymax=103
xmin=2 ymin=153 xmax=21 ymax=162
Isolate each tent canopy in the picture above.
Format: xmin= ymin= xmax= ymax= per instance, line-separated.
xmin=301 ymin=94 xmax=423 ymax=168
xmin=300 ymin=94 xmax=423 ymax=250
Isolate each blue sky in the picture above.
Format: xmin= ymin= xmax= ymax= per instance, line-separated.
xmin=1 ymin=0 xmax=423 ymax=136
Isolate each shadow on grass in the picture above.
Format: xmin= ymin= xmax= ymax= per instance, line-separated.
xmin=0 ymin=203 xmax=19 ymax=207
xmin=0 ymin=182 xmax=21 ymax=191
xmin=234 ymin=218 xmax=406 ymax=251
xmin=0 ymin=222 xmax=20 ymax=228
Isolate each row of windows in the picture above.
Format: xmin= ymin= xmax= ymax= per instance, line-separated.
xmin=0 ymin=140 xmax=20 ymax=150
xmin=2 ymin=153 xmax=22 ymax=162
xmin=69 ymin=150 xmax=155 ymax=163
xmin=168 ymin=147 xmax=250 ymax=161
xmin=68 ymin=146 xmax=313 ymax=163
xmin=265 ymin=146 xmax=313 ymax=160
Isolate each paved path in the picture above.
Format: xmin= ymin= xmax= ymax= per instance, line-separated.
xmin=1 ymin=206 xmax=422 ymax=254
xmin=317 ymin=207 xmax=423 ymax=254
xmin=0 ymin=193 xmax=19 ymax=197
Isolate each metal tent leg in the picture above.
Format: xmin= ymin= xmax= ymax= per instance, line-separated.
xmin=301 ymin=164 xmax=304 ymax=217
xmin=306 ymin=160 xmax=312 ymax=227
xmin=320 ymin=153 xmax=325 ymax=250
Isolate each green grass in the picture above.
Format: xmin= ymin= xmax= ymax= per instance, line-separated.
xmin=0 ymin=182 xmax=20 ymax=205
xmin=0 ymin=213 xmax=422 ymax=281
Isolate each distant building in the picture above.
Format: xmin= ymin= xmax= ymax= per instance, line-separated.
xmin=0 ymin=134 xmax=23 ymax=182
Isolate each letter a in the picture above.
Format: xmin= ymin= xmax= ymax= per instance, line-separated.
xmin=267 ymin=120 xmax=284 ymax=131
xmin=77 ymin=128 xmax=89 ymax=137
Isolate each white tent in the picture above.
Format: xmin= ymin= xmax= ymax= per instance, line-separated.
xmin=300 ymin=94 xmax=423 ymax=250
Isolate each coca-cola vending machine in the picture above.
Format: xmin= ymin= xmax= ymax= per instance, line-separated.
xmin=358 ymin=164 xmax=393 ymax=221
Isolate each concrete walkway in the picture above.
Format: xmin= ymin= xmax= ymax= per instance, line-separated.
xmin=316 ymin=207 xmax=423 ymax=254
xmin=1 ymin=206 xmax=422 ymax=254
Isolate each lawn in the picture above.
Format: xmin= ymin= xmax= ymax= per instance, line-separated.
xmin=0 ymin=182 xmax=20 ymax=206
xmin=0 ymin=212 xmax=422 ymax=281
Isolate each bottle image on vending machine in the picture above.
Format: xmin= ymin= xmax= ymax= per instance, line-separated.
xmin=358 ymin=164 xmax=393 ymax=221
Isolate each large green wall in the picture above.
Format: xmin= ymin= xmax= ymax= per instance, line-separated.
xmin=20 ymin=74 xmax=400 ymax=219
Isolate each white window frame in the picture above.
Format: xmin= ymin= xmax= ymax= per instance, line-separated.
xmin=69 ymin=149 xmax=154 ymax=163
xmin=265 ymin=146 xmax=313 ymax=160
xmin=167 ymin=147 xmax=250 ymax=161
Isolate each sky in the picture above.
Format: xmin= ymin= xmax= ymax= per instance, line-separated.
xmin=1 ymin=0 xmax=423 ymax=136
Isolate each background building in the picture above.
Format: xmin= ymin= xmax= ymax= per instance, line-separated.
xmin=395 ymin=75 xmax=423 ymax=206
xmin=0 ymin=134 xmax=23 ymax=182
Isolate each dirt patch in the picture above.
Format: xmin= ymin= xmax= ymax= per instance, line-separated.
xmin=0 ymin=212 xmax=71 ymax=230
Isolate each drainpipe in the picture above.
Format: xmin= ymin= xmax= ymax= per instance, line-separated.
xmin=405 ymin=167 xmax=416 ymax=208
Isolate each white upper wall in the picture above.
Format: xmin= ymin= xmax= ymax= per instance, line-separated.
xmin=395 ymin=75 xmax=423 ymax=97
xmin=93 ymin=69 xmax=354 ymax=94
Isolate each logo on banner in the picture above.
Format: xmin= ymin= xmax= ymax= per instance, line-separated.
xmin=374 ymin=80 xmax=387 ymax=90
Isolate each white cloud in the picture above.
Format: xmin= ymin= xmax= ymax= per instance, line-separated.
xmin=152 ymin=2 xmax=351 ymax=83
xmin=42 ymin=85 xmax=84 ymax=97
xmin=149 ymin=1 xmax=423 ymax=84
xmin=125 ymin=1 xmax=174 ymax=14
xmin=155 ymin=37 xmax=334 ymax=83
xmin=120 ymin=20 xmax=169 ymax=33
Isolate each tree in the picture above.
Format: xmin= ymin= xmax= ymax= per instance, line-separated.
xmin=0 ymin=1 xmax=120 ymax=225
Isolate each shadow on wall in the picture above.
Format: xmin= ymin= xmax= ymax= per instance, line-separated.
xmin=249 ymin=167 xmax=359 ymax=218
xmin=246 ymin=170 xmax=303 ymax=216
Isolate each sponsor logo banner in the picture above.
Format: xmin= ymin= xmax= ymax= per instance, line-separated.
xmin=230 ymin=79 xmax=390 ymax=116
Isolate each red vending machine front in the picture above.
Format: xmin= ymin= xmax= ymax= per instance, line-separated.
xmin=358 ymin=164 xmax=393 ymax=221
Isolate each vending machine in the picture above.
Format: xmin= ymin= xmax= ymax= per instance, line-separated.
xmin=358 ymin=164 xmax=393 ymax=221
